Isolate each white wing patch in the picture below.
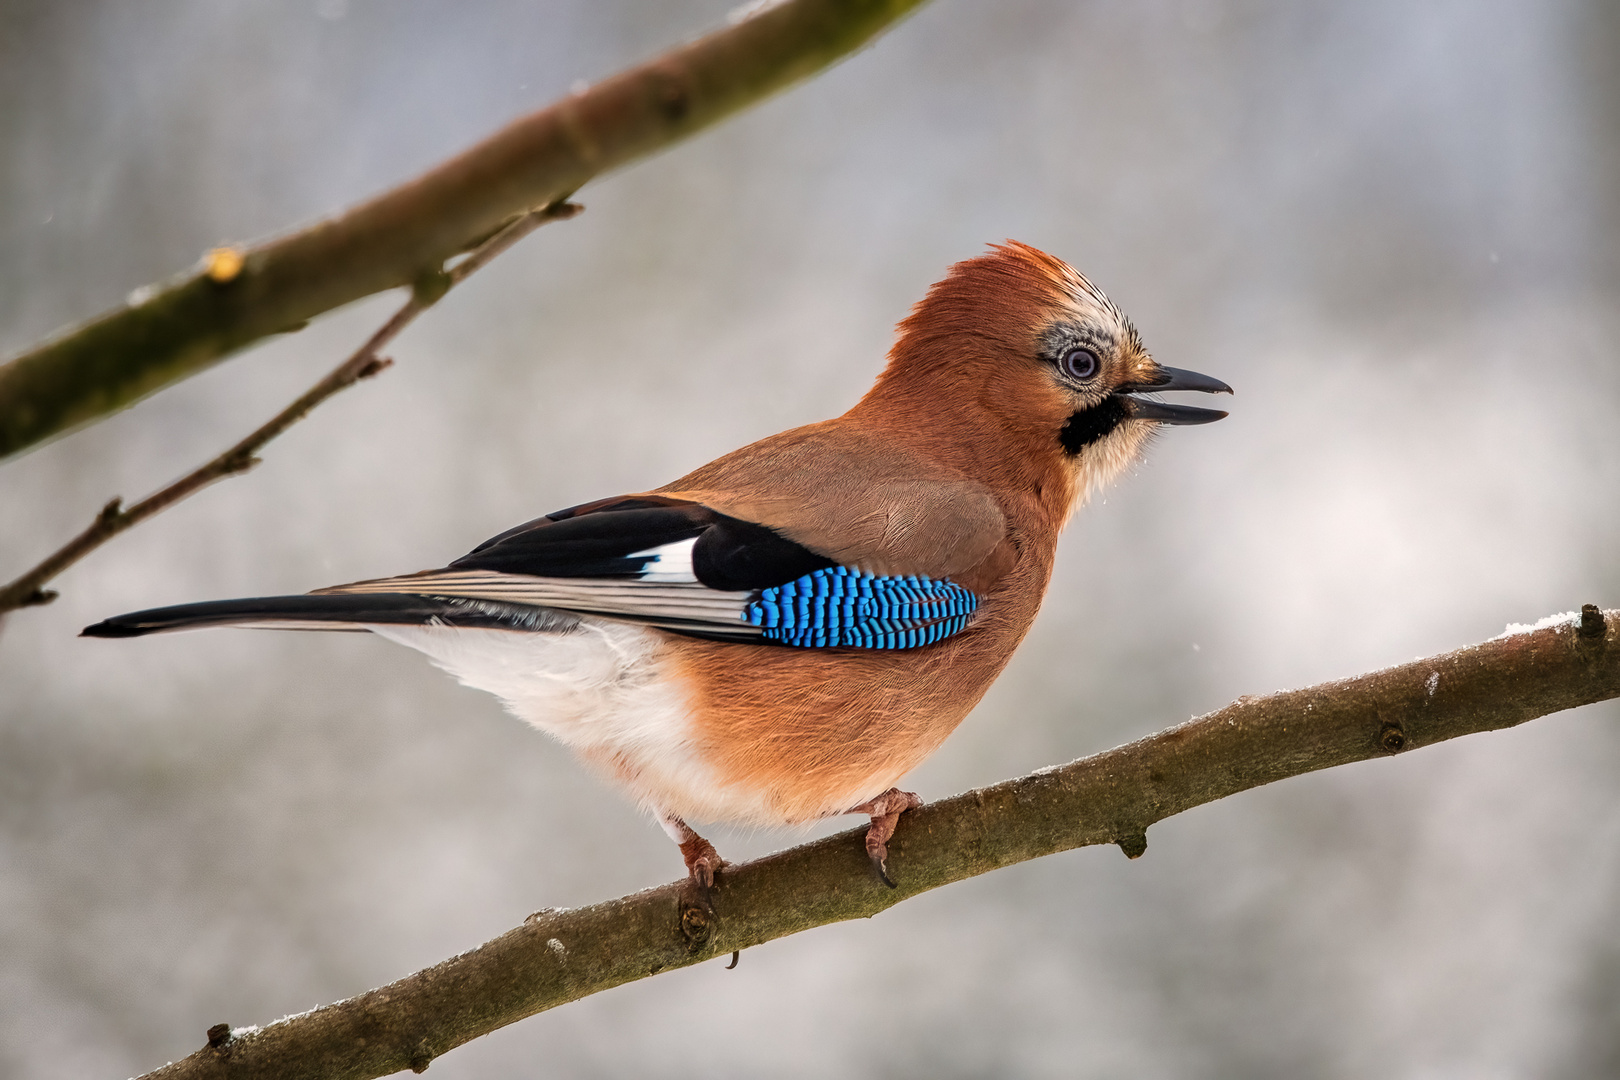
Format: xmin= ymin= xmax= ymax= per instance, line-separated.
xmin=626 ymin=537 xmax=698 ymax=582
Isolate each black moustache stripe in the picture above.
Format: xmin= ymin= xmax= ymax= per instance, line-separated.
xmin=1058 ymin=396 xmax=1130 ymax=455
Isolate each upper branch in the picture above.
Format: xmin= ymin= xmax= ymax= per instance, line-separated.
xmin=0 ymin=0 xmax=929 ymax=461
xmin=138 ymin=606 xmax=1619 ymax=1080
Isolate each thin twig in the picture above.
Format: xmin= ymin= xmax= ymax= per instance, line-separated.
xmin=0 ymin=0 xmax=932 ymax=460
xmin=0 ymin=201 xmax=581 ymax=619
xmin=133 ymin=606 xmax=1618 ymax=1080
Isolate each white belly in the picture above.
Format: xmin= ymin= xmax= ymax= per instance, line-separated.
xmin=368 ymin=618 xmax=779 ymax=825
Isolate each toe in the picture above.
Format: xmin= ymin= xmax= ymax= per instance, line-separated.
xmin=690 ymin=855 xmax=716 ymax=891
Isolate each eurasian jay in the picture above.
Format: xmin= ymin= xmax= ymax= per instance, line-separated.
xmin=84 ymin=241 xmax=1230 ymax=888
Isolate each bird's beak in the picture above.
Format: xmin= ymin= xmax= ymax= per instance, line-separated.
xmin=1117 ymin=365 xmax=1232 ymax=425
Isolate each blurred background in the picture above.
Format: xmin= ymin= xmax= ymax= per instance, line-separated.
xmin=2 ymin=0 xmax=1618 ymax=1076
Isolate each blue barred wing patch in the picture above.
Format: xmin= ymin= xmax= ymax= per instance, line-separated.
xmin=742 ymin=566 xmax=979 ymax=649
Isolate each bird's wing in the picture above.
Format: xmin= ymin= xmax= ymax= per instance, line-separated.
xmin=319 ymin=495 xmax=982 ymax=648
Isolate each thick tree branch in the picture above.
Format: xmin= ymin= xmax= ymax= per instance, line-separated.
xmin=138 ymin=605 xmax=1618 ymax=1080
xmin=0 ymin=0 xmax=930 ymax=461
xmin=0 ymin=202 xmax=580 ymax=619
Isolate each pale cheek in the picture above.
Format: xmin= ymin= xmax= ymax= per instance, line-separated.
xmin=1067 ymin=422 xmax=1158 ymax=514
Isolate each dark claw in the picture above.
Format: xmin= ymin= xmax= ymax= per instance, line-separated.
xmin=725 ymin=950 xmax=740 ymax=970
xmin=693 ymin=876 xmax=716 ymax=916
xmin=871 ymin=853 xmax=898 ymax=889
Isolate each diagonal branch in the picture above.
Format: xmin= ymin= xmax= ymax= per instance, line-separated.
xmin=0 ymin=201 xmax=581 ymax=619
xmin=137 ymin=605 xmax=1618 ymax=1080
xmin=0 ymin=0 xmax=932 ymax=461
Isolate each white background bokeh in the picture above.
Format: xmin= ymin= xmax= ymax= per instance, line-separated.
xmin=1 ymin=1 xmax=1617 ymax=1076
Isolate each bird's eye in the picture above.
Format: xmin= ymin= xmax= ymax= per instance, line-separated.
xmin=1060 ymin=347 xmax=1099 ymax=381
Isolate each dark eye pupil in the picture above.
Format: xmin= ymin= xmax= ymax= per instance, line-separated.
xmin=1061 ymin=347 xmax=1099 ymax=380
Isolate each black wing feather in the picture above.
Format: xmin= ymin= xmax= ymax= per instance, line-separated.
xmin=452 ymin=496 xmax=832 ymax=590
xmin=690 ymin=516 xmax=833 ymax=591
xmin=453 ymin=507 xmax=710 ymax=578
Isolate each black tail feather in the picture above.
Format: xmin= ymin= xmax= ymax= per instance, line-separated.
xmin=81 ymin=593 xmax=580 ymax=638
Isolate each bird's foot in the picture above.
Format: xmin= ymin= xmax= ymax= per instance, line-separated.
xmin=660 ymin=813 xmax=724 ymax=896
xmin=679 ymin=833 xmax=722 ymax=892
xmin=849 ymin=788 xmax=922 ymax=888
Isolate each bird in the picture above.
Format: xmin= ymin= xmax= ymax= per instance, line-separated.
xmin=84 ymin=241 xmax=1230 ymax=890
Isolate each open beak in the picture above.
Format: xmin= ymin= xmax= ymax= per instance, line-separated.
xmin=1118 ymin=365 xmax=1232 ymax=425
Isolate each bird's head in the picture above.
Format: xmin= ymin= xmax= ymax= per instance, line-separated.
xmin=863 ymin=241 xmax=1231 ymax=515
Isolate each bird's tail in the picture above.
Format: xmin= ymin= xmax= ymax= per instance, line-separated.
xmin=81 ymin=593 xmax=580 ymax=638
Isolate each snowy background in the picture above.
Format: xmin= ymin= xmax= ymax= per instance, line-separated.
xmin=2 ymin=1 xmax=1618 ymax=1076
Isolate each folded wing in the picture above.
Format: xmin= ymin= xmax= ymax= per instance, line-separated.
xmin=329 ymin=495 xmax=983 ymax=647
xmin=86 ymin=495 xmax=983 ymax=649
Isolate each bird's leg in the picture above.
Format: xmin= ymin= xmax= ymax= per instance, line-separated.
xmin=659 ymin=813 xmax=723 ymax=892
xmin=848 ymin=788 xmax=923 ymax=888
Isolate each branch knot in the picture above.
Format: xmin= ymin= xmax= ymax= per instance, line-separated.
xmin=411 ymin=268 xmax=453 ymax=307
xmin=679 ymin=900 xmax=713 ymax=950
xmin=1378 ymin=722 xmax=1407 ymax=754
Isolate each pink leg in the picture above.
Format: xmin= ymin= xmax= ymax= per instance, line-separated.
xmin=848 ymin=788 xmax=923 ymax=888
xmin=659 ymin=813 xmax=723 ymax=890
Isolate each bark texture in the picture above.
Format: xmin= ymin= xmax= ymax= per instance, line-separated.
xmin=139 ymin=606 xmax=1617 ymax=1080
